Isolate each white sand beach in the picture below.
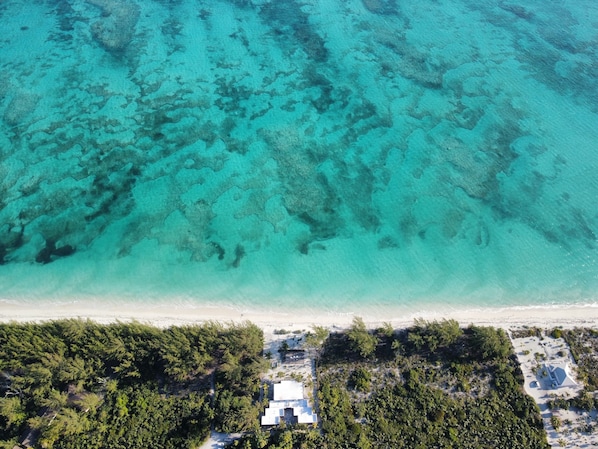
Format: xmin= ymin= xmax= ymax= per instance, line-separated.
xmin=1 ymin=300 xmax=597 ymax=332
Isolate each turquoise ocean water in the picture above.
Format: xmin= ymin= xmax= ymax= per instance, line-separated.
xmin=0 ymin=0 xmax=597 ymax=317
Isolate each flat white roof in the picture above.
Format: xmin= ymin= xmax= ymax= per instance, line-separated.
xmin=261 ymin=415 xmax=280 ymax=426
xmin=273 ymin=380 xmax=304 ymax=401
xmin=262 ymin=381 xmax=318 ymax=426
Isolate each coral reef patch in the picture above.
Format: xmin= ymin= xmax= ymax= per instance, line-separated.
xmin=87 ymin=0 xmax=140 ymax=53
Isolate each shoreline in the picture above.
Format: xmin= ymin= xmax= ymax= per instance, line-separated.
xmin=1 ymin=299 xmax=597 ymax=332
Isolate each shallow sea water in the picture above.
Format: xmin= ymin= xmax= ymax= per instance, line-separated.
xmin=0 ymin=0 xmax=597 ymax=315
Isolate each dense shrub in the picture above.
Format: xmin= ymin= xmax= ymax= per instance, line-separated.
xmin=0 ymin=320 xmax=265 ymax=448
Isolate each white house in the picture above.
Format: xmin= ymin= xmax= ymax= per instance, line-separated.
xmin=545 ymin=362 xmax=577 ymax=388
xmin=261 ymin=380 xmax=318 ymax=426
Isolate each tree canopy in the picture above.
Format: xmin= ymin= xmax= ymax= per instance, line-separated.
xmin=0 ymin=320 xmax=265 ymax=449
xmin=347 ymin=317 xmax=378 ymax=358
xmin=314 ymin=320 xmax=548 ymax=449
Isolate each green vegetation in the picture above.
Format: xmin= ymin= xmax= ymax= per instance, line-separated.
xmin=560 ymin=328 xmax=598 ymax=391
xmin=408 ymin=318 xmax=462 ymax=352
xmin=231 ymin=318 xmax=548 ymax=449
xmin=511 ymin=327 xmax=544 ymax=339
xmin=227 ymin=426 xmax=324 ymax=449
xmin=0 ymin=318 xmax=555 ymax=449
xmin=304 ymin=326 xmax=329 ymax=350
xmin=545 ymin=327 xmax=598 ymax=419
xmin=315 ymin=319 xmax=548 ymax=449
xmin=0 ymin=320 xmax=266 ymax=449
xmin=551 ymin=415 xmax=562 ymax=431
xmin=348 ymin=367 xmax=371 ymax=392
xmin=347 ymin=317 xmax=378 ymax=359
